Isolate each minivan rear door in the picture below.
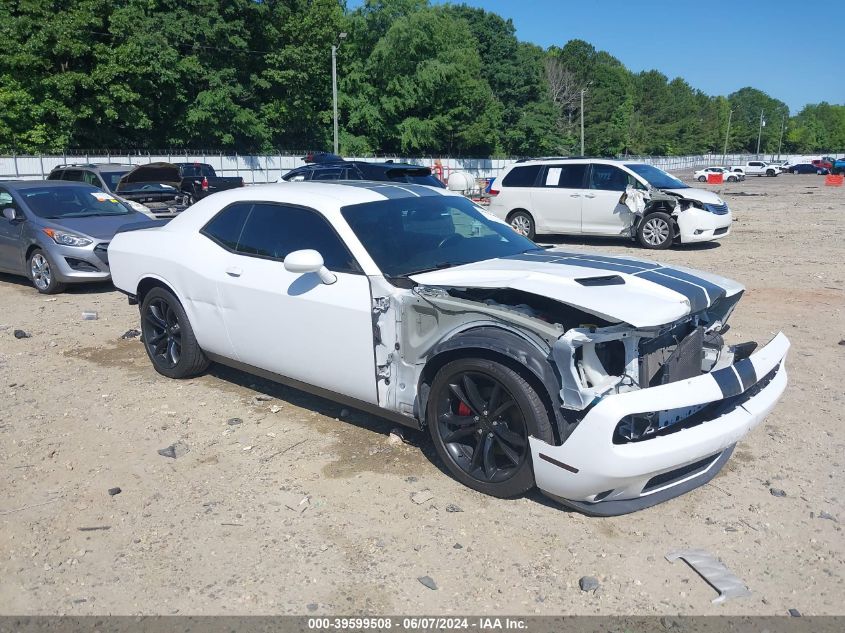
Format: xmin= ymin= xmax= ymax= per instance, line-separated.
xmin=529 ymin=163 xmax=587 ymax=234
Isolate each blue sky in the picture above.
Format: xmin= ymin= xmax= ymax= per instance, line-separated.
xmin=356 ymin=0 xmax=845 ymax=113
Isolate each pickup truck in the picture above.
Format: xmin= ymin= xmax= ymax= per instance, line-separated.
xmin=732 ymin=161 xmax=779 ymax=177
xmin=174 ymin=163 xmax=244 ymax=204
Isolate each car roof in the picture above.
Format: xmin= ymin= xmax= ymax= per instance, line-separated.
xmin=0 ymin=180 xmax=99 ymax=190
xmin=298 ymin=161 xmax=427 ymax=170
xmin=50 ymin=163 xmax=133 ymax=173
xmin=511 ymin=157 xmax=641 ymax=166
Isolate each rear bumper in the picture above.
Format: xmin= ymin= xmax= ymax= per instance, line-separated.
xmin=530 ymin=332 xmax=790 ymax=515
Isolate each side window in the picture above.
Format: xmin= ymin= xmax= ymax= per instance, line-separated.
xmin=501 ymin=165 xmax=541 ymax=187
xmin=201 ymin=203 xmax=253 ymax=252
xmin=47 ymin=170 xmax=64 ymax=181
xmin=542 ymin=164 xmax=587 ymax=188
xmin=310 ymin=168 xmax=345 ymax=181
xmin=0 ymin=187 xmax=16 ymax=209
xmin=63 ymin=170 xmax=85 ymax=182
xmin=201 ymin=165 xmax=215 ymax=178
xmin=589 ymin=164 xmax=628 ymax=192
xmin=236 ymin=204 xmax=358 ymax=273
xmin=82 ymin=171 xmax=100 ymax=187
xmin=283 ymin=169 xmax=310 ymax=182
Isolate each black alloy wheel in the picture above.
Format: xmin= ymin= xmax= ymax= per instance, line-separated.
xmin=144 ymin=296 xmax=182 ymax=369
xmin=428 ymin=359 xmax=554 ymax=497
xmin=139 ymin=287 xmax=209 ymax=378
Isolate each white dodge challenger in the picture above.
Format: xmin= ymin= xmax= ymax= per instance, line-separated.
xmin=108 ymin=181 xmax=789 ymax=515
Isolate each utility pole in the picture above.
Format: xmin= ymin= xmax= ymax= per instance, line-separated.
xmin=756 ymin=109 xmax=765 ymax=157
xmin=722 ymin=108 xmax=733 ymax=164
xmin=777 ymin=113 xmax=786 ymax=159
xmin=331 ymin=32 xmax=347 ymax=156
xmin=580 ymin=89 xmax=585 ymax=156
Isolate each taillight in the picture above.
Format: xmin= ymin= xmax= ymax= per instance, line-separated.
xmin=489 ymin=188 xmax=500 ymax=196
xmin=201 ymin=176 xmax=209 ymax=191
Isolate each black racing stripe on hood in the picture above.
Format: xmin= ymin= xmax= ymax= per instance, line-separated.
xmin=650 ymin=267 xmax=726 ymax=304
xmin=636 ymin=270 xmax=709 ymax=312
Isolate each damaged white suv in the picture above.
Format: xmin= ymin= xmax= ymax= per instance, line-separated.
xmin=488 ymin=158 xmax=732 ymax=248
xmin=108 ymin=182 xmax=789 ymax=515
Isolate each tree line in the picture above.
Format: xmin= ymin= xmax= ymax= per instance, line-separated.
xmin=1 ymin=0 xmax=843 ymax=157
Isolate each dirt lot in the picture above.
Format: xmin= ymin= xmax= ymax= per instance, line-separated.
xmin=1 ymin=171 xmax=843 ymax=616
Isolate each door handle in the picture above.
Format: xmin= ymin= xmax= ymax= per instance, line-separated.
xmin=584 ymin=194 xmax=596 ymax=198
xmin=569 ymin=194 xmax=580 ymax=198
xmin=225 ymin=266 xmax=242 ymax=277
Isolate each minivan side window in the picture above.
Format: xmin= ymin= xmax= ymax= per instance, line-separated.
xmin=502 ymin=165 xmax=541 ymax=187
xmin=589 ymin=164 xmax=629 ymax=192
xmin=82 ymin=171 xmax=100 ymax=187
xmin=542 ymin=164 xmax=587 ymax=188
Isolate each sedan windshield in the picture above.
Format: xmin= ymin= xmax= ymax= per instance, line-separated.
xmin=342 ymin=195 xmax=538 ymax=277
xmin=23 ymin=185 xmax=132 ymax=218
xmin=625 ymin=163 xmax=689 ymax=189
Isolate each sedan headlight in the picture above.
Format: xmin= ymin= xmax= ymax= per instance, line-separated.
xmin=42 ymin=227 xmax=93 ymax=247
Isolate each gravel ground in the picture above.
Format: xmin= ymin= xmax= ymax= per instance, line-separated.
xmin=0 ymin=171 xmax=843 ymax=616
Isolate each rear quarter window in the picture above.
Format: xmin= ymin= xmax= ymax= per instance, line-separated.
xmin=502 ymin=165 xmax=541 ymax=187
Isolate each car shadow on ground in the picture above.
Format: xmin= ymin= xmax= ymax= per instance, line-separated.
xmin=537 ymin=235 xmax=721 ymax=251
xmin=207 ymin=360 xmax=576 ymax=511
xmin=0 ymin=273 xmax=117 ymax=295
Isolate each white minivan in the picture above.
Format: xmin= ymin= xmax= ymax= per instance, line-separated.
xmin=488 ymin=158 xmax=732 ymax=249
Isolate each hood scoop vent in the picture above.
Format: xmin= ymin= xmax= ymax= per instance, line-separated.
xmin=575 ymin=275 xmax=625 ymax=287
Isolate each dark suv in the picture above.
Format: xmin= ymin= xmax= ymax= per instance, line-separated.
xmin=281 ymin=159 xmax=445 ymax=188
xmin=48 ymin=163 xmax=134 ymax=194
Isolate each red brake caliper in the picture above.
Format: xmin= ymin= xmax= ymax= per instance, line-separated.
xmin=457 ymin=402 xmax=472 ymax=417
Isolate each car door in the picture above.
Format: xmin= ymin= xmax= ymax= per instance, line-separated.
xmin=206 ymin=201 xmax=378 ymax=404
xmin=580 ymin=163 xmax=637 ymax=235
xmin=529 ymin=163 xmax=587 ymax=234
xmin=0 ymin=187 xmax=24 ymax=273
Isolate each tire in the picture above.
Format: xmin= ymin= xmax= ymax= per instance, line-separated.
xmin=427 ymin=358 xmax=554 ymax=498
xmin=727 ymin=176 xmax=737 ymax=182
xmin=766 ymin=169 xmax=776 ymax=177
xmin=507 ymin=210 xmax=535 ymax=240
xmin=28 ymin=249 xmax=66 ymax=294
xmin=140 ymin=287 xmax=209 ymax=379
xmin=697 ymin=175 xmax=706 ymax=182
xmin=637 ymin=211 xmax=674 ymax=249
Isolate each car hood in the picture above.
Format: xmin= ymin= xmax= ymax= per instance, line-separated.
xmin=45 ymin=212 xmax=148 ymax=241
xmin=409 ymin=249 xmax=743 ymax=328
xmin=663 ymin=187 xmax=725 ymax=205
xmin=116 ymin=162 xmax=182 ymax=190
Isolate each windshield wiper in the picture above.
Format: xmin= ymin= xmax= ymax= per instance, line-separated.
xmin=403 ymin=262 xmax=459 ymax=276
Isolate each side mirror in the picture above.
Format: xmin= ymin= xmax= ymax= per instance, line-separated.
xmin=2 ymin=207 xmax=20 ymax=221
xmin=283 ymin=249 xmax=337 ymax=285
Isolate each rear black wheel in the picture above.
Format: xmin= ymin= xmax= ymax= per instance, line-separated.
xmin=140 ymin=287 xmax=209 ymax=378
xmin=427 ymin=358 xmax=553 ymax=498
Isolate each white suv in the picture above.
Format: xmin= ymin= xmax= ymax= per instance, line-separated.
xmin=488 ymin=158 xmax=733 ymax=249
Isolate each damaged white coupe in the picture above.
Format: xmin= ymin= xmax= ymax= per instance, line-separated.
xmin=108 ymin=182 xmax=789 ymax=515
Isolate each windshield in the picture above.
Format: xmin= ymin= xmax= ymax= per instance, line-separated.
xmin=625 ymin=163 xmax=689 ymax=189
xmin=23 ymin=185 xmax=132 ymax=218
xmin=101 ymin=171 xmax=130 ymax=191
xmin=341 ymin=195 xmax=538 ymax=278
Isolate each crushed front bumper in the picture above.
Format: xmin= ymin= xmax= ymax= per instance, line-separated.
xmin=530 ymin=332 xmax=789 ymax=515
xmin=677 ymin=209 xmax=732 ymax=243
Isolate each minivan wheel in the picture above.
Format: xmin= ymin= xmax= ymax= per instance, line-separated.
xmin=28 ymin=249 xmax=66 ymax=294
xmin=507 ymin=210 xmax=535 ymax=239
xmin=140 ymin=287 xmax=209 ymax=379
xmin=427 ymin=358 xmax=554 ymax=498
xmin=697 ymin=175 xmax=706 ymax=182
xmin=637 ymin=212 xmax=674 ymax=249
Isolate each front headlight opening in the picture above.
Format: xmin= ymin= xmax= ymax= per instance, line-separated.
xmin=43 ymin=228 xmax=92 ymax=247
